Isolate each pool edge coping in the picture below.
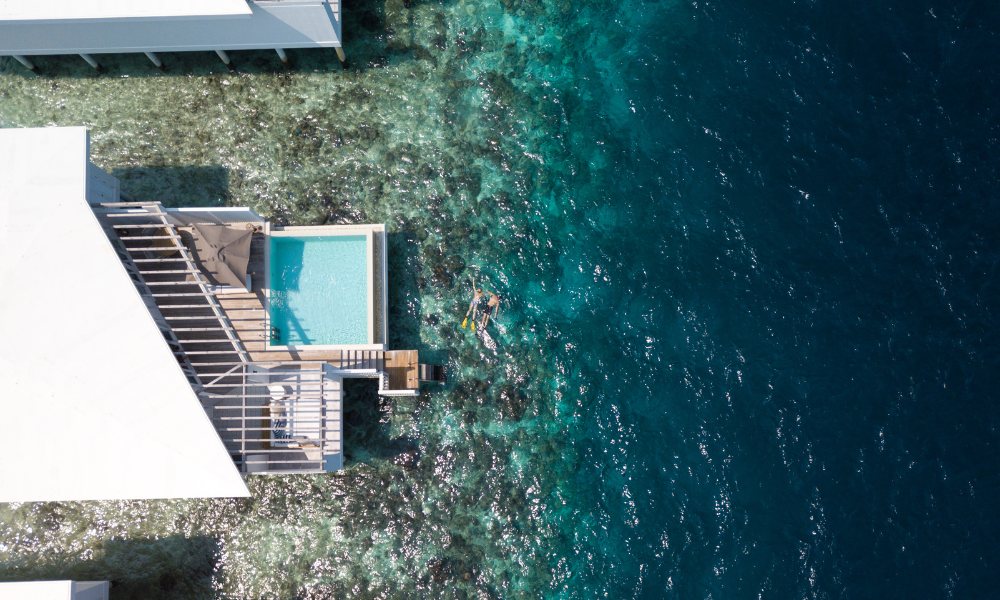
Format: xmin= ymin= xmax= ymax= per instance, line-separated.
xmin=263 ymin=223 xmax=386 ymax=351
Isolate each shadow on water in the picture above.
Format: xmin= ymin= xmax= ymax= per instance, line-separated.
xmin=341 ymin=0 xmax=389 ymax=46
xmin=3 ymin=0 xmax=410 ymax=80
xmin=268 ymin=237 xmax=315 ymax=344
xmin=341 ymin=0 xmax=441 ymax=73
xmin=386 ymin=226 xmax=468 ymax=389
xmin=111 ymin=166 xmax=229 ymax=208
xmin=269 ymin=237 xmax=305 ymax=292
xmin=386 ymin=230 xmax=423 ymax=350
xmin=2 ymin=48 xmax=347 ymax=80
xmin=342 ymin=378 xmax=419 ymax=466
xmin=0 ymin=532 xmax=221 ymax=600
xmin=388 ymin=224 xmax=476 ymax=373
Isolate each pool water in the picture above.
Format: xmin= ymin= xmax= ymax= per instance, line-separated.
xmin=268 ymin=234 xmax=368 ymax=346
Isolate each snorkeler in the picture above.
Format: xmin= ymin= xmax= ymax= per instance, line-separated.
xmin=480 ymin=292 xmax=501 ymax=328
xmin=462 ymin=277 xmax=486 ymax=329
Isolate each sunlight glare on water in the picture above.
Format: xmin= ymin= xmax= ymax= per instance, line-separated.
xmin=3 ymin=0 xmax=1000 ymax=598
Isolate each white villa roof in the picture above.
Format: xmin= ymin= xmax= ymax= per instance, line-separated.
xmin=0 ymin=581 xmax=107 ymax=600
xmin=0 ymin=127 xmax=250 ymax=502
xmin=0 ymin=0 xmax=251 ymax=22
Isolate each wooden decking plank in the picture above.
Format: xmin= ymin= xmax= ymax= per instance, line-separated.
xmin=384 ymin=349 xmax=419 ymax=390
xmin=164 ymin=232 xmax=420 ymax=392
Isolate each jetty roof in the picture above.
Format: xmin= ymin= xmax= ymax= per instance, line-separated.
xmin=0 ymin=1 xmax=341 ymax=56
xmin=0 ymin=0 xmax=251 ymax=22
xmin=0 ymin=581 xmax=109 ymax=600
xmin=0 ymin=127 xmax=250 ymax=501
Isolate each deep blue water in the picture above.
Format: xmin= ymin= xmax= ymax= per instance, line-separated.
xmin=2 ymin=0 xmax=999 ymax=598
xmin=584 ymin=0 xmax=1000 ymax=596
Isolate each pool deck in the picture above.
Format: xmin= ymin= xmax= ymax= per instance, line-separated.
xmin=217 ymin=232 xmax=418 ymax=390
xmin=89 ymin=198 xmax=421 ymax=476
xmin=264 ymin=223 xmax=386 ymax=350
xmin=90 ymin=205 xmax=418 ymax=395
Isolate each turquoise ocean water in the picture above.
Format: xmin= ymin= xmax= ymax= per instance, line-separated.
xmin=2 ymin=0 xmax=1000 ymax=598
xmin=270 ymin=235 xmax=370 ymax=346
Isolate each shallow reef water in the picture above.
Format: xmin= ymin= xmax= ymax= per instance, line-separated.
xmin=0 ymin=0 xmax=645 ymax=596
xmin=3 ymin=0 xmax=1000 ymax=598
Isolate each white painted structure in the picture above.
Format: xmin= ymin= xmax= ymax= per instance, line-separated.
xmin=0 ymin=0 xmax=343 ymax=72
xmin=233 ymin=363 xmax=345 ymax=473
xmin=0 ymin=581 xmax=109 ymax=600
xmin=0 ymin=0 xmax=250 ymax=22
xmin=163 ymin=207 xmax=266 ymax=227
xmin=0 ymin=127 xmax=250 ymax=501
xmin=264 ymin=224 xmax=388 ymax=351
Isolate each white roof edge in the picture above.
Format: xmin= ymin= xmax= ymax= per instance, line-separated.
xmin=80 ymin=168 xmax=251 ymax=499
xmin=0 ymin=126 xmax=250 ymax=501
xmin=0 ymin=581 xmax=73 ymax=600
xmin=0 ymin=0 xmax=252 ymax=22
xmin=0 ymin=1 xmax=341 ymax=55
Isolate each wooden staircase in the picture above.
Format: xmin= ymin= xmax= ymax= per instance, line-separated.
xmin=92 ymin=201 xmax=248 ymax=388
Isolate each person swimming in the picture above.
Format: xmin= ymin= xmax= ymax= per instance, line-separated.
xmin=480 ymin=291 xmax=501 ymax=328
xmin=463 ymin=277 xmax=486 ymax=328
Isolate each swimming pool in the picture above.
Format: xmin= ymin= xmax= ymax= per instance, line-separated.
xmin=266 ymin=227 xmax=378 ymax=347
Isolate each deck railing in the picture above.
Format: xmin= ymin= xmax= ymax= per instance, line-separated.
xmin=89 ymin=199 xmax=422 ymax=474
xmin=196 ymin=361 xmax=342 ymax=474
xmin=91 ymin=201 xmax=250 ymax=389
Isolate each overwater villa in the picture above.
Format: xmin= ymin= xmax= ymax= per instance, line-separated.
xmin=0 ymin=126 xmax=439 ymax=502
xmin=0 ymin=0 xmax=343 ymax=74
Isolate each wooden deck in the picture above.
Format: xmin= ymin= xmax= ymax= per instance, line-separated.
xmin=385 ymin=349 xmax=419 ymax=391
xmin=94 ymin=213 xmax=419 ymax=394
xmin=92 ymin=202 xmax=419 ymax=477
xmin=216 ymin=233 xmax=419 ymax=390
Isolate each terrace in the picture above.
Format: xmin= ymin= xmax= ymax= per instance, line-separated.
xmin=90 ymin=197 xmax=431 ymax=474
xmin=0 ymin=0 xmax=346 ymax=74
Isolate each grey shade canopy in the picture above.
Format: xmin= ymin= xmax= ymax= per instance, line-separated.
xmin=188 ymin=223 xmax=253 ymax=289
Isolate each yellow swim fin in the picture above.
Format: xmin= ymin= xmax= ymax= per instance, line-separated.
xmin=462 ymin=318 xmax=468 ymax=329
xmin=471 ymin=320 xmax=476 ymax=332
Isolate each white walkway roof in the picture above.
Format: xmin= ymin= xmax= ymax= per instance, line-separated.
xmin=0 ymin=581 xmax=108 ymax=600
xmin=0 ymin=1 xmax=341 ymax=55
xmin=0 ymin=127 xmax=250 ymax=501
xmin=0 ymin=0 xmax=251 ymax=22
